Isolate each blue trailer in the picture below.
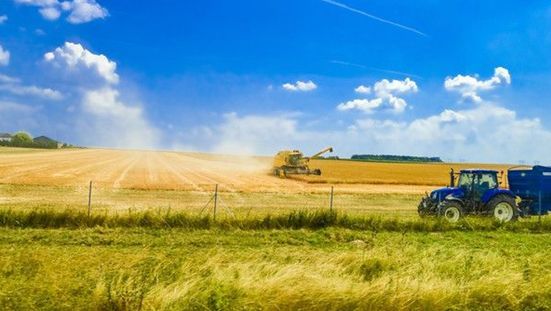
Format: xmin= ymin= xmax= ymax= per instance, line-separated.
xmin=508 ymin=166 xmax=551 ymax=216
xmin=418 ymin=165 xmax=551 ymax=222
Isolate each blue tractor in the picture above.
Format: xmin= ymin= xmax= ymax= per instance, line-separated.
xmin=418 ymin=169 xmax=517 ymax=222
xmin=419 ymin=166 xmax=551 ymax=222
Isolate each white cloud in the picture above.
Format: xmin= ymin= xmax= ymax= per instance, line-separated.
xmin=0 ymin=15 xmax=8 ymax=24
xmin=14 ymin=0 xmax=107 ymax=23
xmin=374 ymin=77 xmax=418 ymax=96
xmin=44 ymin=42 xmax=119 ymax=84
xmin=39 ymin=6 xmax=61 ymax=20
xmin=337 ymin=98 xmax=383 ymax=114
xmin=349 ymin=103 xmax=551 ymax=163
xmin=0 ymin=44 xmax=10 ymax=66
xmin=0 ymin=84 xmax=63 ymax=100
xmin=444 ymin=67 xmax=511 ymax=103
xmin=64 ymin=0 xmax=108 ymax=24
xmin=0 ymin=74 xmax=20 ymax=83
xmin=214 ymin=113 xmax=298 ymax=155
xmin=339 ymin=78 xmax=417 ymax=113
xmin=80 ymin=88 xmax=159 ymax=149
xmin=194 ymin=104 xmax=551 ymax=163
xmin=0 ymin=72 xmax=63 ymax=100
xmin=282 ymin=80 xmax=318 ymax=92
xmin=354 ymin=85 xmax=371 ymax=94
xmin=0 ymin=100 xmax=35 ymax=113
xmin=44 ymin=42 xmax=159 ymax=149
xmin=35 ymin=28 xmax=46 ymax=36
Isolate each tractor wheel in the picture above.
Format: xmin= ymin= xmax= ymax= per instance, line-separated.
xmin=438 ymin=201 xmax=464 ymax=223
xmin=487 ymin=195 xmax=517 ymax=223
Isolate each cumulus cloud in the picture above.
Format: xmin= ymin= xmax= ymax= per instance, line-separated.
xmin=39 ymin=6 xmax=61 ymax=20
xmin=339 ymin=77 xmax=418 ymax=113
xmin=44 ymin=42 xmax=159 ymax=149
xmin=282 ymin=80 xmax=318 ymax=92
xmin=14 ymin=0 xmax=107 ymax=23
xmin=0 ymin=44 xmax=10 ymax=66
xmin=349 ymin=103 xmax=551 ymax=163
xmin=64 ymin=0 xmax=108 ymax=24
xmin=374 ymin=77 xmax=418 ymax=95
xmin=44 ymin=42 xmax=119 ymax=84
xmin=0 ymin=15 xmax=8 ymax=24
xmin=354 ymin=85 xmax=371 ymax=94
xmin=444 ymin=67 xmax=511 ymax=103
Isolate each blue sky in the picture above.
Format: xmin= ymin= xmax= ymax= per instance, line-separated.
xmin=1 ymin=0 xmax=550 ymax=163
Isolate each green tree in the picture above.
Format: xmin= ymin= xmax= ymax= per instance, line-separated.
xmin=11 ymin=132 xmax=33 ymax=146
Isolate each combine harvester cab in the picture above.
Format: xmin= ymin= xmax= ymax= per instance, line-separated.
xmin=508 ymin=166 xmax=551 ymax=216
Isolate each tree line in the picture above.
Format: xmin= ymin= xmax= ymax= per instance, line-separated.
xmin=351 ymin=154 xmax=443 ymax=163
xmin=0 ymin=132 xmax=60 ymax=149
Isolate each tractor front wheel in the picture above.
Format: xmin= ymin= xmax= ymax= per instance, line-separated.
xmin=438 ymin=201 xmax=464 ymax=223
xmin=488 ymin=195 xmax=517 ymax=222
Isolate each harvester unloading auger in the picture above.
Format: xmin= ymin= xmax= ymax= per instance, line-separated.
xmin=272 ymin=147 xmax=333 ymax=177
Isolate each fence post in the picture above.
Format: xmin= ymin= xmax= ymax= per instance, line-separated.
xmin=87 ymin=180 xmax=93 ymax=217
xmin=213 ymin=184 xmax=218 ymax=221
xmin=330 ymin=186 xmax=334 ymax=211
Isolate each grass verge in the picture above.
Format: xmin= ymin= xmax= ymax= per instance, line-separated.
xmin=1 ymin=208 xmax=551 ymax=232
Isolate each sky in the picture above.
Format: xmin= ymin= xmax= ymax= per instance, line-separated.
xmin=0 ymin=0 xmax=551 ymax=163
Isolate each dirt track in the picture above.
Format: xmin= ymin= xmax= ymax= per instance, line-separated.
xmin=0 ymin=148 xmax=431 ymax=194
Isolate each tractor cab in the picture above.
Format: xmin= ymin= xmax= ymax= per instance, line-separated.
xmin=455 ymin=170 xmax=499 ymax=203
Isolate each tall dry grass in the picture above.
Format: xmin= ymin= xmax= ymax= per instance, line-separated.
xmin=1 ymin=226 xmax=550 ymax=310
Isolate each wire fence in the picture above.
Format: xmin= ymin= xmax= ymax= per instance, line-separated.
xmin=0 ymin=181 xmax=422 ymax=219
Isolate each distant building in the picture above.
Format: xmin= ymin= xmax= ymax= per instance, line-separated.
xmin=0 ymin=133 xmax=12 ymax=142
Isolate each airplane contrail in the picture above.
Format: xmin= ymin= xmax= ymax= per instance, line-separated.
xmin=321 ymin=0 xmax=427 ymax=37
xmin=330 ymin=60 xmax=423 ymax=79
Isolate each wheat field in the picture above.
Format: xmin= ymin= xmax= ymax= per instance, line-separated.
xmin=0 ymin=147 xmax=511 ymax=193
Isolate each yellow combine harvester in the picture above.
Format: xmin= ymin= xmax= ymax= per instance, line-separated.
xmin=272 ymin=147 xmax=333 ymax=177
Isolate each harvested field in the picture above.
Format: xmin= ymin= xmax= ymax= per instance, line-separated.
xmin=0 ymin=147 xmax=511 ymax=193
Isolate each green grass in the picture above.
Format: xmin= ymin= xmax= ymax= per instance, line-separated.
xmin=1 ymin=226 xmax=551 ymax=310
xmin=2 ymin=208 xmax=551 ymax=233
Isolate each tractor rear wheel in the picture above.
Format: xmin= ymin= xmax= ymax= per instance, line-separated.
xmin=438 ymin=201 xmax=464 ymax=223
xmin=487 ymin=195 xmax=517 ymax=222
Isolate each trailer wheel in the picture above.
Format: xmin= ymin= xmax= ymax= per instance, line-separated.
xmin=488 ymin=195 xmax=517 ymax=222
xmin=438 ymin=201 xmax=464 ymax=223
